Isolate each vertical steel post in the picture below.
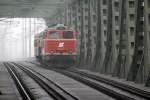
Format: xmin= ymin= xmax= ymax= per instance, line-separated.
xmin=29 ymin=18 xmax=31 ymax=57
xmin=24 ymin=18 xmax=27 ymax=58
xmin=127 ymin=0 xmax=144 ymax=83
xmin=64 ymin=0 xmax=67 ymax=25
xmin=102 ymin=0 xmax=113 ymax=74
xmin=93 ymin=0 xmax=101 ymax=68
xmin=113 ymin=0 xmax=127 ymax=78
xmin=22 ymin=18 xmax=25 ymax=58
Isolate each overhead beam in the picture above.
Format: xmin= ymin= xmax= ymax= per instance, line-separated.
xmin=0 ymin=3 xmax=65 ymax=8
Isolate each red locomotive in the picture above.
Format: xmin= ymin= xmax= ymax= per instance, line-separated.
xmin=34 ymin=24 xmax=77 ymax=65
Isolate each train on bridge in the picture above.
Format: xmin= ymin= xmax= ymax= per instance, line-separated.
xmin=34 ymin=24 xmax=77 ymax=65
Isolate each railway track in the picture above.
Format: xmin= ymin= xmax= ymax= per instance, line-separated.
xmin=28 ymin=61 xmax=148 ymax=100
xmin=67 ymin=68 xmax=150 ymax=99
xmin=4 ymin=62 xmax=35 ymax=100
xmin=53 ymin=69 xmax=137 ymax=100
xmin=5 ymin=62 xmax=78 ymax=100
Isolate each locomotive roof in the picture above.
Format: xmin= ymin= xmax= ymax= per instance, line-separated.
xmin=34 ymin=27 xmax=75 ymax=38
xmin=35 ymin=24 xmax=75 ymax=38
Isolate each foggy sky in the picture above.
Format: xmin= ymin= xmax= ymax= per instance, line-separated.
xmin=0 ymin=18 xmax=47 ymax=61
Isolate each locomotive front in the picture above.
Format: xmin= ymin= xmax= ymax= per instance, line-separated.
xmin=34 ymin=24 xmax=77 ymax=65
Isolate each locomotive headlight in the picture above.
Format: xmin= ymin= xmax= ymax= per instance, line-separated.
xmin=69 ymin=50 xmax=73 ymax=54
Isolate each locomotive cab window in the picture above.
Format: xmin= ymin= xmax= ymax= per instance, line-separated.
xmin=63 ymin=31 xmax=74 ymax=39
xmin=49 ymin=31 xmax=61 ymax=39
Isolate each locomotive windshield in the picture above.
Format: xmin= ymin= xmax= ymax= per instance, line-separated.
xmin=63 ymin=31 xmax=74 ymax=39
xmin=49 ymin=31 xmax=61 ymax=39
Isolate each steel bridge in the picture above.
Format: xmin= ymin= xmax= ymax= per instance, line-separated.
xmin=0 ymin=0 xmax=149 ymax=88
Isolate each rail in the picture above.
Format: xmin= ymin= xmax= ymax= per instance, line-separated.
xmin=3 ymin=62 xmax=35 ymax=100
xmin=12 ymin=62 xmax=78 ymax=100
